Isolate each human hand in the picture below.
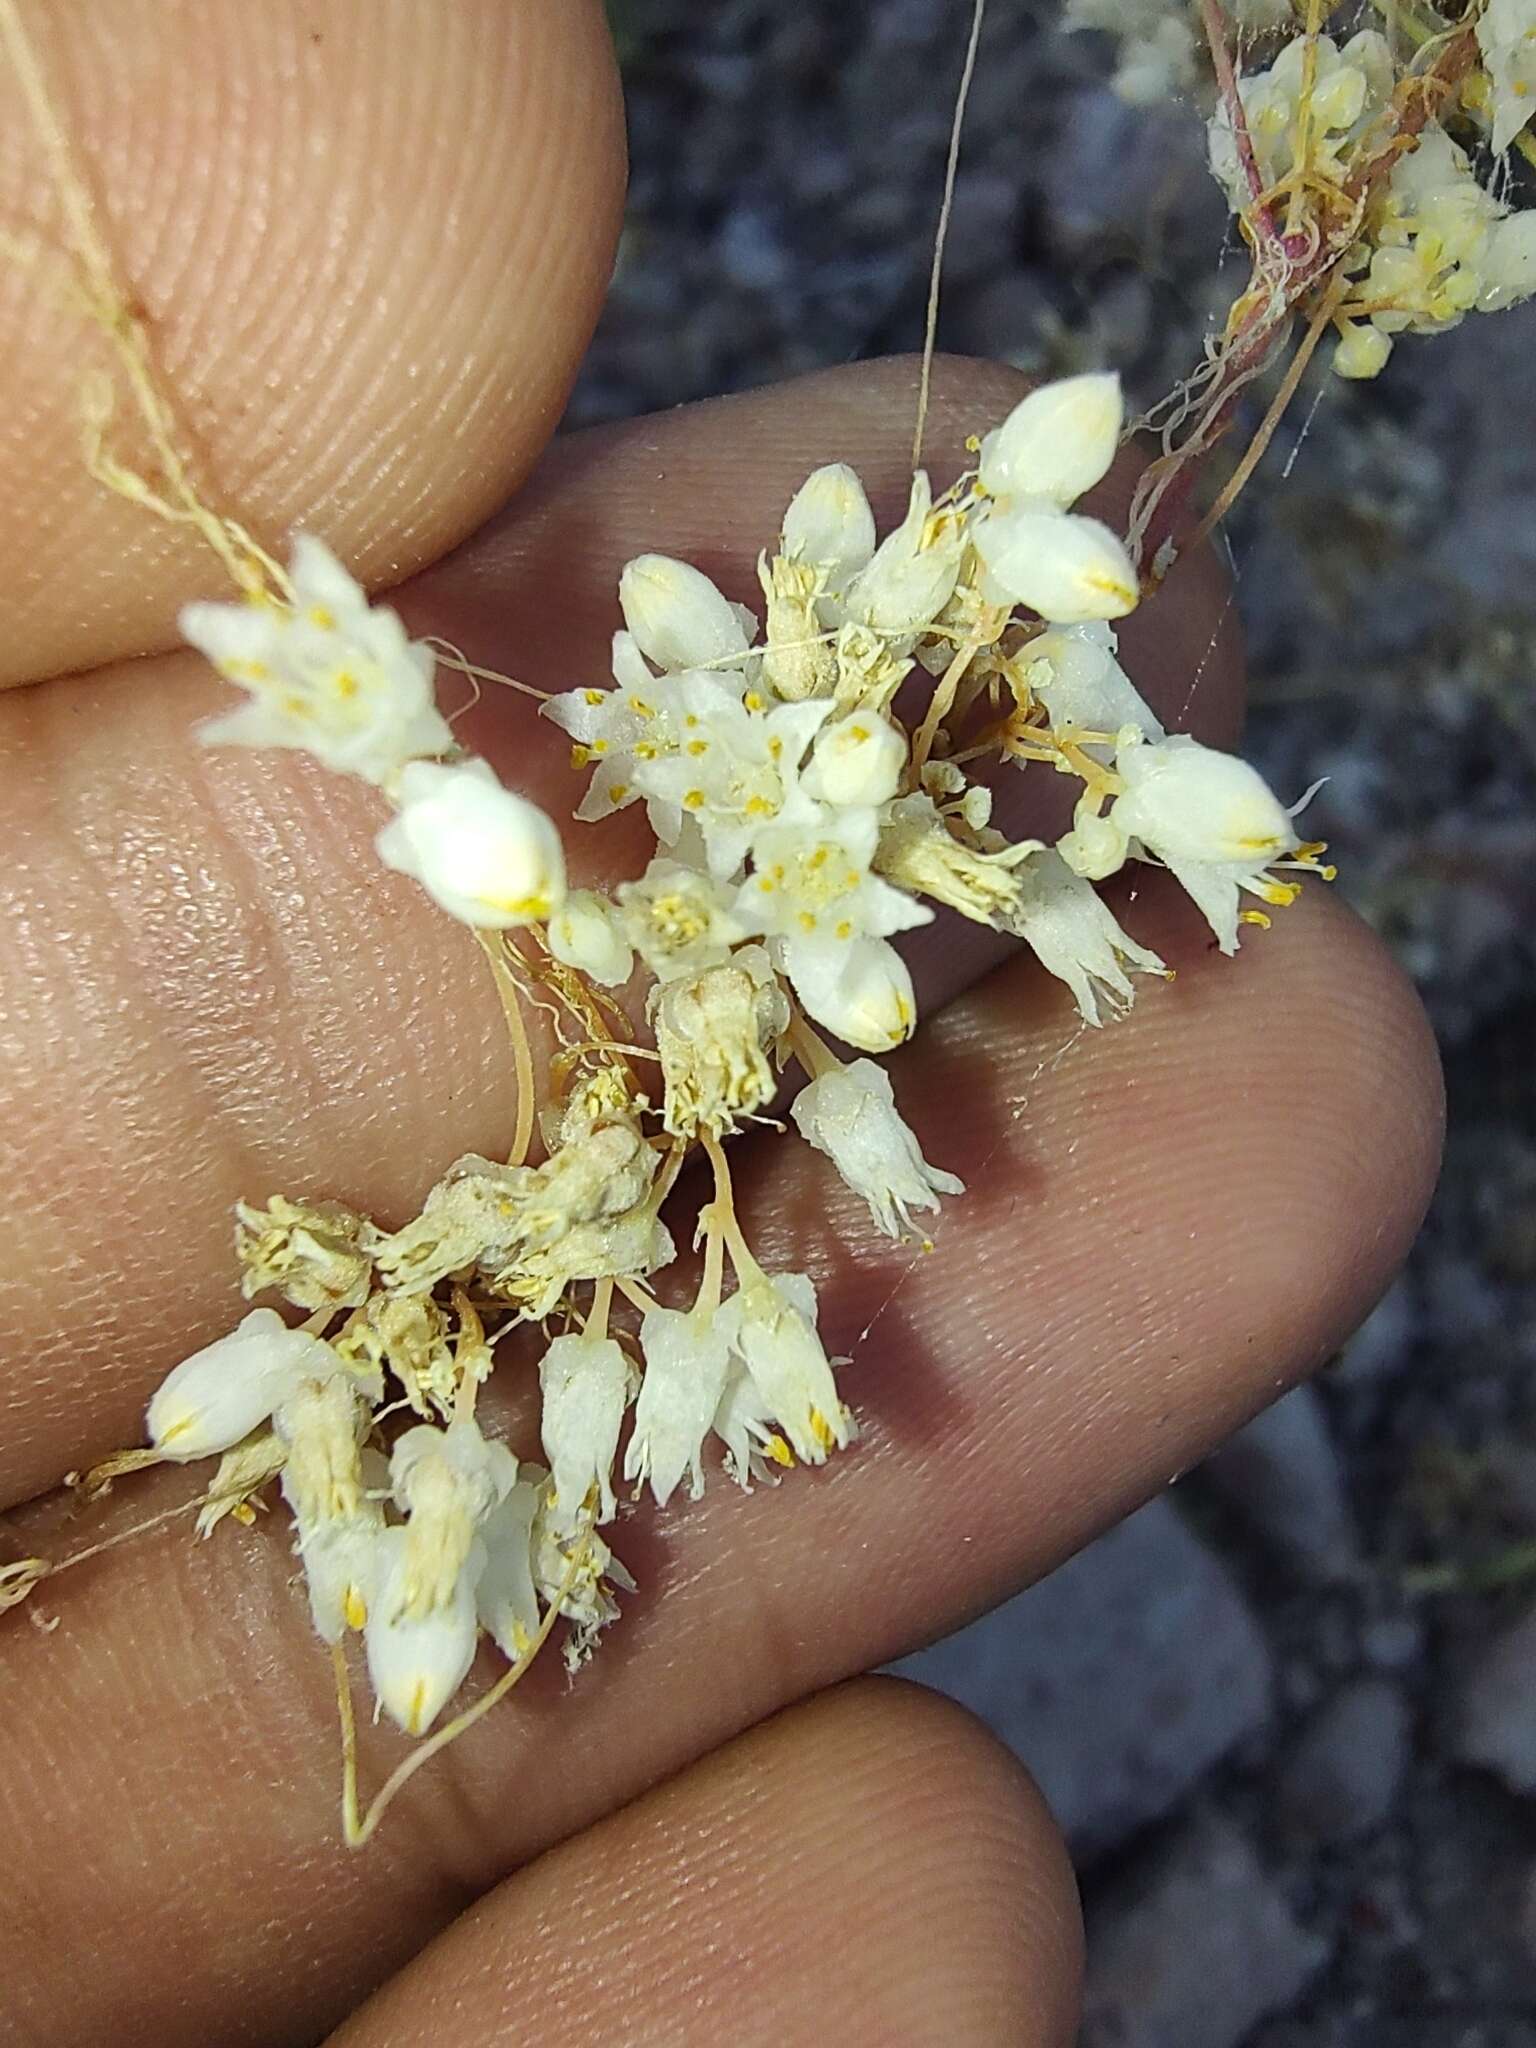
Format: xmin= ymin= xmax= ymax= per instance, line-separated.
xmin=0 ymin=4 xmax=1441 ymax=2043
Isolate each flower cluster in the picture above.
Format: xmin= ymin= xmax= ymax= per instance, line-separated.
xmin=105 ymin=369 xmax=1326 ymax=1823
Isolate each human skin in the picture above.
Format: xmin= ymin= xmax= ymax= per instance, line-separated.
xmin=0 ymin=5 xmax=1442 ymax=2044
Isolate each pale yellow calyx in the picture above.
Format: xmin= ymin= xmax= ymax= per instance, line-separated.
xmin=874 ymin=795 xmax=1041 ymax=927
xmin=196 ymin=1430 xmax=288 ymax=1540
xmin=652 ymin=948 xmax=790 ymax=1138
xmin=758 ymin=553 xmax=837 ymax=701
xmin=235 ymin=1194 xmax=376 ymax=1312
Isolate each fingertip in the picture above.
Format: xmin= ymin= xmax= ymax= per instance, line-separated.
xmin=0 ymin=0 xmax=626 ymax=686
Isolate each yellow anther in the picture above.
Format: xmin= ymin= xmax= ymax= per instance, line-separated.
xmin=344 ymin=1584 xmax=368 ymax=1631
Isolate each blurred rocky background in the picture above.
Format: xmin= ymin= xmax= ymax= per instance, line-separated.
xmin=576 ymin=4 xmax=1536 ymax=2043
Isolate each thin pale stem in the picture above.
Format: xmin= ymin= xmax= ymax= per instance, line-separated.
xmin=475 ymin=930 xmax=537 ymax=1168
xmin=912 ymin=0 xmax=987 ymax=471
xmin=0 ymin=0 xmax=285 ymax=598
xmin=699 ymin=1130 xmax=763 ymax=1285
xmin=1188 ymin=271 xmax=1349 ymax=552
xmin=909 ymin=635 xmax=984 ymax=782
xmin=341 ymin=1531 xmax=591 ymax=1849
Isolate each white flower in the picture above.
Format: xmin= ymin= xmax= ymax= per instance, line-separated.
xmin=624 ymin=1306 xmax=734 ymax=1506
xmin=388 ymin=1417 xmax=518 ymax=1615
xmin=1005 ymin=849 xmax=1166 ymax=1026
xmin=146 ymin=1307 xmax=339 ymax=1462
xmin=802 ymin=936 xmax=921 ymax=1054
xmin=543 ymin=633 xmax=750 ymax=827
xmin=375 ymin=757 xmax=567 ymax=927
xmin=711 ymin=1364 xmax=791 ymax=1486
xmin=475 ymin=1477 xmax=544 ymax=1660
xmin=802 ymin=710 xmax=908 ymax=808
xmin=733 ymin=805 xmax=930 ymax=1046
xmin=652 ymin=948 xmax=789 ymax=1137
xmin=617 ymin=856 xmax=747 ymax=980
xmin=539 ymin=1333 xmax=634 ymax=1528
xmin=1108 ymin=734 xmax=1304 ymax=953
xmin=781 ymin=463 xmax=877 ymax=590
xmin=842 ymin=472 xmax=964 ymax=639
xmin=546 ymin=890 xmax=634 ymax=986
xmin=183 ymin=535 xmax=453 ymax=786
xmin=716 ymin=1272 xmax=852 ymax=1467
xmin=637 ymin=678 xmax=830 ymax=878
xmin=293 ymin=1505 xmax=386 ymax=1643
xmin=874 ymin=791 xmax=1039 ymax=927
xmin=791 ymin=1057 xmax=963 ymax=1238
xmin=1023 ymin=622 xmax=1163 ymax=748
xmin=978 ymin=373 xmax=1123 ymax=510
xmin=274 ymin=1367 xmax=379 ymax=1527
xmin=1478 ymin=0 xmax=1536 ymax=153
xmin=364 ymin=1524 xmax=482 ymax=1736
xmin=973 ymin=503 xmax=1139 ymax=624
xmin=619 ymin=554 xmax=754 ymax=673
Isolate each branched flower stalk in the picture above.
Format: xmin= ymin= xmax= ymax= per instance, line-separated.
xmin=5 ymin=0 xmax=1536 ymax=1844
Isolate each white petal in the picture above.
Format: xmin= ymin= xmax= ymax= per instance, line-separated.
xmin=476 ymin=1481 xmax=543 ymax=1660
xmin=619 ymin=555 xmax=751 ymax=672
xmin=784 ymin=934 xmax=917 ymax=1052
xmin=539 ymin=1334 xmax=632 ymax=1527
xmin=624 ymin=1307 xmax=733 ymax=1507
xmin=978 ymin=373 xmax=1123 ymax=508
xmin=780 ymin=463 xmax=877 ymax=586
xmin=974 ymin=507 xmax=1139 ymax=624
xmin=147 ymin=1308 xmax=333 ymax=1462
xmin=376 ymin=758 xmax=567 ymax=927
xmin=365 ymin=1526 xmax=481 ymax=1735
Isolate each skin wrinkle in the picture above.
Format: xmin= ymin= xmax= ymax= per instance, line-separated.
xmin=320 ymin=1684 xmax=1080 ymax=2048
xmin=0 ymin=889 xmax=1437 ymax=2044
xmin=0 ymin=0 xmax=625 ymax=685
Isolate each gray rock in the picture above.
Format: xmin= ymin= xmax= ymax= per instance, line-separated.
xmin=1455 ymin=1605 xmax=1536 ymax=1795
xmin=1201 ymin=1385 xmax=1359 ymax=1581
xmin=1082 ymin=1813 xmax=1330 ymax=2048
xmin=1361 ymin=1614 xmax=1425 ymax=1672
xmin=1277 ymin=1678 xmax=1413 ymax=1844
xmin=894 ymin=1497 xmax=1272 ymax=1860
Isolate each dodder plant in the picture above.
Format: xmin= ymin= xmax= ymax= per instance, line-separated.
xmin=2 ymin=0 xmax=1527 ymax=1842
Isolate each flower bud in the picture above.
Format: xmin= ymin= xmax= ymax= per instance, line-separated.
xmin=978 ymin=373 xmax=1123 ymax=509
xmin=780 ymin=463 xmax=877 ymax=586
xmin=798 ymin=935 xmax=917 ymax=1052
xmin=147 ymin=1308 xmax=334 ymax=1462
xmin=803 ymin=711 xmax=908 ymax=808
xmin=375 ymin=757 xmax=567 ymax=928
xmin=1111 ymin=735 xmax=1296 ymax=871
xmin=364 ymin=1525 xmax=481 ymax=1736
xmin=843 ymin=473 xmax=963 ymax=638
xmin=1332 ymin=322 xmax=1394 ymax=381
xmin=546 ymin=890 xmax=634 ymax=986
xmin=974 ymin=506 xmax=1139 ymax=624
xmin=539 ymin=1334 xmax=634 ymax=1528
xmin=618 ymin=555 xmax=751 ymax=672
